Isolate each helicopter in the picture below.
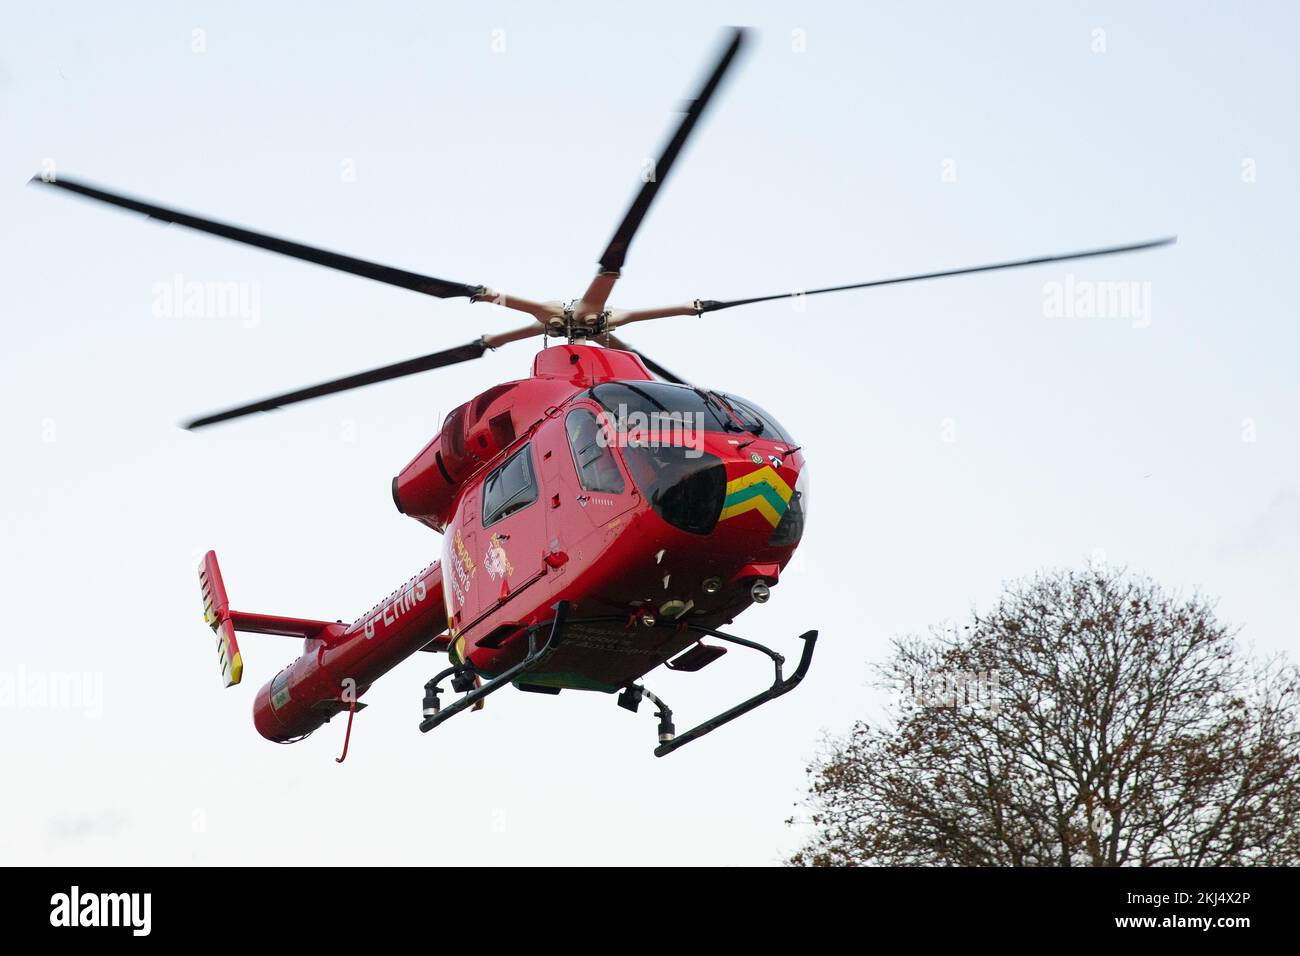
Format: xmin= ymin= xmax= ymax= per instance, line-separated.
xmin=33 ymin=27 xmax=1173 ymax=759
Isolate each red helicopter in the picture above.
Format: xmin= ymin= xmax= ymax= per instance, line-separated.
xmin=35 ymin=28 xmax=1173 ymax=759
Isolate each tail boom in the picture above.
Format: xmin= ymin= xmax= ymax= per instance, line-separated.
xmin=198 ymin=552 xmax=449 ymax=742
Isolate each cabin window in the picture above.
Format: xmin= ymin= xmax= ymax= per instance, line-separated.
xmin=565 ymin=409 xmax=625 ymax=493
xmin=482 ymin=445 xmax=539 ymax=527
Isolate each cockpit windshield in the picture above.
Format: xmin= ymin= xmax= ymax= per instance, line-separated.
xmin=712 ymin=392 xmax=796 ymax=444
xmin=587 ymin=381 xmax=733 ymax=436
xmin=586 ymin=382 xmax=795 ymax=444
xmin=582 ymin=381 xmax=799 ymax=538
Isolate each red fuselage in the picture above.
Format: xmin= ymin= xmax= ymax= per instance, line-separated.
xmin=253 ymin=344 xmax=806 ymax=739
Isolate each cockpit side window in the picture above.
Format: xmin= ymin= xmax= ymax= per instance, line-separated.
xmin=566 ymin=409 xmax=625 ymax=493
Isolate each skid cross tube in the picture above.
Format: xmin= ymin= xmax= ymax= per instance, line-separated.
xmin=419 ymin=601 xmax=570 ymax=734
xmin=652 ymin=628 xmax=818 ymax=757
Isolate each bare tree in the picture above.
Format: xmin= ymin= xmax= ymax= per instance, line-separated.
xmin=790 ymin=567 xmax=1300 ymax=866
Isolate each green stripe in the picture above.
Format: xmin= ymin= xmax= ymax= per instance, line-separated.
xmin=724 ymin=482 xmax=789 ymax=516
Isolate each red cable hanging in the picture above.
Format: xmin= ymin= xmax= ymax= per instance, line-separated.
xmin=335 ymin=697 xmax=357 ymax=764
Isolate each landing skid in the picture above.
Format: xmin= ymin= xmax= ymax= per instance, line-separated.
xmin=417 ymin=603 xmax=817 ymax=757
xmin=621 ymin=625 xmax=818 ymax=757
xmin=419 ymin=601 xmax=570 ymax=733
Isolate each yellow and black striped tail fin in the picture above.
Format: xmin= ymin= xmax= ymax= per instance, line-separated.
xmin=198 ymin=550 xmax=243 ymax=687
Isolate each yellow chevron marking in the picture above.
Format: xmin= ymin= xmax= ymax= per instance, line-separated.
xmin=720 ymin=494 xmax=783 ymax=527
xmin=725 ymin=465 xmax=792 ymax=501
xmin=719 ymin=465 xmax=793 ymax=528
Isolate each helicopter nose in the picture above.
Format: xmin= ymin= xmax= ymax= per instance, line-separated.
xmin=710 ymin=449 xmax=805 ymax=547
xmin=621 ymin=442 xmax=804 ymax=545
xmin=718 ymin=452 xmax=793 ymax=528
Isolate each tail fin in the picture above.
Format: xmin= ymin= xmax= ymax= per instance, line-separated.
xmin=199 ymin=550 xmax=243 ymax=687
xmin=198 ymin=551 xmax=338 ymax=688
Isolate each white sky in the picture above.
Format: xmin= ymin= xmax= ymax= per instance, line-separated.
xmin=2 ymin=1 xmax=1296 ymax=865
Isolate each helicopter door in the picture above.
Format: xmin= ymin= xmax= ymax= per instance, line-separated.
xmin=476 ymin=443 xmax=549 ymax=613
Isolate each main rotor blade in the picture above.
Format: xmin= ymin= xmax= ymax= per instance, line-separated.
xmin=33 ymin=175 xmax=482 ymax=299
xmin=696 ymin=237 xmax=1177 ymax=313
xmin=602 ymin=333 xmax=690 ymax=385
xmin=596 ymin=27 xmax=747 ymax=279
xmin=185 ymin=338 xmax=494 ymax=429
